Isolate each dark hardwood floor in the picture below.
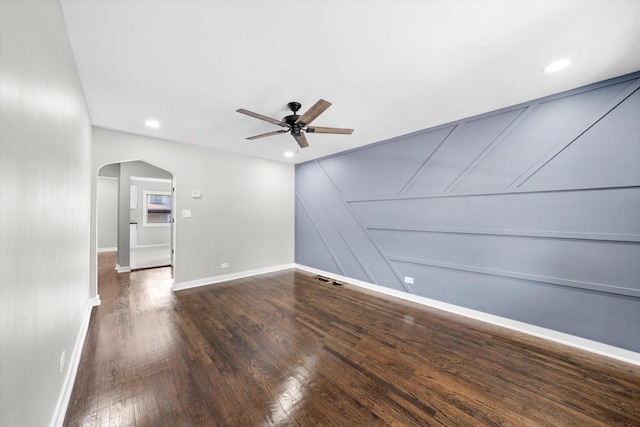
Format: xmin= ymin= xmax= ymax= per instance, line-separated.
xmin=64 ymin=252 xmax=640 ymax=426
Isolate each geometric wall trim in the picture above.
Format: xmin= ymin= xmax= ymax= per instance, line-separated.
xmin=296 ymin=71 xmax=640 ymax=352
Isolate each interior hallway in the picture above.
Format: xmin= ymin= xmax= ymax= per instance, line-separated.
xmin=63 ymin=252 xmax=640 ymax=426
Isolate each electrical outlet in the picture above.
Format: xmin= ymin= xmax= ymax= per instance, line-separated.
xmin=60 ymin=351 xmax=66 ymax=373
xmin=221 ymin=263 xmax=229 ymax=269
xmin=404 ymin=276 xmax=414 ymax=285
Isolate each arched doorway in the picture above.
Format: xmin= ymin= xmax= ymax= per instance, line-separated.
xmin=96 ymin=160 xmax=175 ymax=294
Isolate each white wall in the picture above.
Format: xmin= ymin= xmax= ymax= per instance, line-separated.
xmin=0 ymin=2 xmax=92 ymax=426
xmin=97 ymin=177 xmax=118 ymax=250
xmin=91 ymin=127 xmax=295 ymax=294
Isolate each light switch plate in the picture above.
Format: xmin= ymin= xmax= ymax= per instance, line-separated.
xmin=182 ymin=209 xmax=192 ymax=218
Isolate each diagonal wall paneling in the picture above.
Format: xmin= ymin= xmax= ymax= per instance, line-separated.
xmin=402 ymin=107 xmax=526 ymax=195
xmin=454 ymin=79 xmax=636 ymax=193
xmin=521 ymin=88 xmax=640 ymax=189
xmin=296 ymin=163 xmax=406 ymax=291
xmin=294 ymin=197 xmax=342 ymax=275
xmin=295 ymin=72 xmax=640 ymax=353
xmin=318 ymin=125 xmax=455 ymax=200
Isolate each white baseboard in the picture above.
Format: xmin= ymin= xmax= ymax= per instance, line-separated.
xmin=115 ymin=264 xmax=131 ymax=273
xmin=49 ymin=298 xmax=97 ymax=427
xmin=295 ymin=264 xmax=640 ymax=367
xmin=173 ymin=263 xmax=296 ymax=291
xmin=97 ymin=247 xmax=116 ymax=253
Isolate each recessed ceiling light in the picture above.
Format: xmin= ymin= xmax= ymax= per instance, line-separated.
xmin=543 ymin=58 xmax=572 ymax=73
xmin=145 ymin=119 xmax=160 ymax=128
xmin=284 ymin=151 xmax=294 ymax=158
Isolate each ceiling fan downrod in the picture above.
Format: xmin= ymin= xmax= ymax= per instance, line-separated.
xmin=284 ymin=101 xmax=302 ymax=135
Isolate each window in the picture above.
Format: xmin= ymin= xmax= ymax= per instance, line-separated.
xmin=143 ymin=191 xmax=172 ymax=226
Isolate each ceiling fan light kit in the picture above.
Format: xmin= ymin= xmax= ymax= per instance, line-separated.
xmin=237 ymin=99 xmax=354 ymax=148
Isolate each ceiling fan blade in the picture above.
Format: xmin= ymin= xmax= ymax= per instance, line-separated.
xmin=237 ymin=109 xmax=288 ymax=127
xmin=306 ymin=126 xmax=354 ymax=135
xmin=295 ymin=99 xmax=331 ymax=126
xmin=246 ymin=130 xmax=287 ymax=140
xmin=293 ymin=133 xmax=309 ymax=148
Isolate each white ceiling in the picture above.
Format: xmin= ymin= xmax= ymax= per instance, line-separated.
xmin=60 ymin=0 xmax=640 ymax=164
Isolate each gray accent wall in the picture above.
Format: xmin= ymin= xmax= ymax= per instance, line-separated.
xmin=295 ymin=72 xmax=640 ymax=353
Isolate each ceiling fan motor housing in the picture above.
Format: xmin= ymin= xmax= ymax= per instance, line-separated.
xmin=290 ymin=123 xmax=303 ymax=136
xmin=283 ymin=114 xmax=300 ymax=126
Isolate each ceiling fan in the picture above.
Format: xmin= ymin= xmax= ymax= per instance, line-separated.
xmin=236 ymin=99 xmax=354 ymax=148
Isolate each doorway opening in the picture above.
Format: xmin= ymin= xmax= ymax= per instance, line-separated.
xmin=97 ymin=160 xmax=175 ymax=277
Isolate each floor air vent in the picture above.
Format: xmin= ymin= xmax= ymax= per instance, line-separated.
xmin=313 ymin=275 xmax=343 ymax=286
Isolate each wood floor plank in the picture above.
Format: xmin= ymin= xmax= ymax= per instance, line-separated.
xmin=63 ymin=252 xmax=640 ymax=426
